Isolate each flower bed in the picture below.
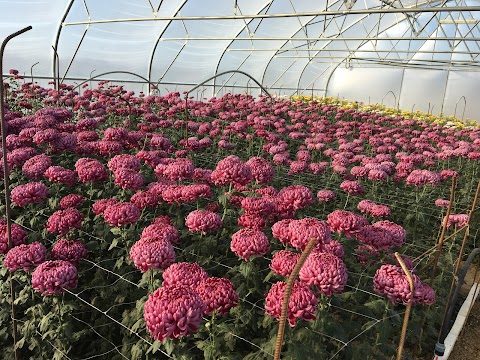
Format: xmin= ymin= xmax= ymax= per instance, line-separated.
xmin=0 ymin=76 xmax=479 ymax=359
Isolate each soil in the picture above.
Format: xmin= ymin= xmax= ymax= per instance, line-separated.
xmin=448 ymin=263 xmax=480 ymax=360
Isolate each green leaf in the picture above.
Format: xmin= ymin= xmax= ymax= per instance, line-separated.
xmin=108 ymin=238 xmax=119 ymax=250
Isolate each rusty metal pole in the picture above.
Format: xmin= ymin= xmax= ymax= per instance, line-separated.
xmin=1 ymin=25 xmax=33 ymax=360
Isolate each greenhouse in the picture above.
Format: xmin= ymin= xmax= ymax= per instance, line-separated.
xmin=1 ymin=1 xmax=480 ymax=359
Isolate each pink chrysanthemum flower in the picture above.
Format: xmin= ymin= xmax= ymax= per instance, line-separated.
xmin=299 ymin=252 xmax=348 ymax=296
xmin=231 ymin=228 xmax=270 ymax=261
xmin=0 ymin=221 xmax=28 ymax=254
xmin=317 ymin=190 xmax=335 ymax=203
xmin=185 ymin=210 xmax=222 ymax=234
xmin=11 ymin=182 xmax=48 ymax=207
xmin=92 ymin=199 xmax=119 ymax=216
xmin=144 ymin=285 xmax=206 ymax=342
xmin=287 ymin=218 xmax=331 ymax=251
xmin=141 ymin=223 xmax=180 ymax=244
xmin=58 ymin=194 xmax=84 ymax=209
xmin=327 ymin=210 xmax=369 ymax=238
xmin=162 ymin=262 xmax=208 ymax=289
xmin=372 ymin=221 xmax=406 ymax=248
xmin=22 ymin=154 xmax=52 ymax=180
xmin=75 ymin=158 xmax=108 ymax=183
xmin=4 ymin=242 xmax=47 ymax=272
xmin=129 ymin=238 xmax=175 ymax=272
xmin=210 ymin=155 xmax=252 ymax=186
xmin=46 ymin=208 xmax=84 ymax=236
xmin=44 ymin=166 xmax=77 ymax=186
xmin=265 ymin=281 xmax=318 ymax=327
xmin=434 ymin=199 xmax=450 ymax=208
xmin=373 ymin=265 xmax=435 ymax=305
xmin=246 ymin=157 xmax=274 ymax=184
xmin=50 ymin=239 xmax=88 ymax=265
xmin=103 ymin=202 xmax=141 ymax=227
xmin=443 ymin=214 xmax=469 ymax=228
xmin=340 ymin=180 xmax=365 ymax=196
xmin=195 ymin=277 xmax=238 ymax=315
xmin=269 ymin=250 xmax=300 ymax=277
xmin=31 ymin=260 xmax=78 ymax=295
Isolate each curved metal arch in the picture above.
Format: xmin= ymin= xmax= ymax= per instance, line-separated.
xmin=212 ymin=0 xmax=275 ymax=97
xmin=147 ymin=0 xmax=189 ymax=86
xmin=185 ymin=70 xmax=271 ymax=98
xmin=259 ymin=0 xmax=344 ymax=88
xmin=324 ymin=9 xmax=437 ymax=96
xmin=296 ymin=9 xmax=388 ymax=95
xmin=52 ymin=0 xmax=76 ymax=86
xmin=72 ymin=71 xmax=159 ymax=91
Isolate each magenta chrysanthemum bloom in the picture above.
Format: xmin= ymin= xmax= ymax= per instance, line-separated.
xmin=276 ymin=185 xmax=314 ymax=214
xmin=210 ymin=155 xmax=253 ymax=186
xmin=103 ymin=202 xmax=141 ymax=227
xmin=287 ymin=218 xmax=331 ymax=251
xmin=50 ymin=239 xmax=88 ymax=265
xmin=4 ymin=242 xmax=47 ymax=272
xmin=185 ymin=210 xmax=222 ymax=234
xmin=141 ymin=223 xmax=180 ymax=244
xmin=162 ymin=262 xmax=208 ymax=289
xmin=46 ymin=208 xmax=84 ymax=236
xmin=144 ymin=285 xmax=206 ymax=342
xmin=321 ymin=239 xmax=345 ymax=258
xmin=299 ymin=252 xmax=348 ymax=296
xmin=0 ymin=222 xmax=28 ymax=254
xmin=156 ymin=158 xmax=195 ymax=181
xmin=44 ymin=166 xmax=77 ymax=186
xmin=129 ymin=238 xmax=175 ymax=272
xmin=271 ymin=219 xmax=294 ymax=246
xmin=269 ymin=250 xmax=300 ymax=277
xmin=195 ymin=277 xmax=238 ymax=315
xmin=59 ymin=194 xmax=84 ymax=209
xmin=31 ymin=260 xmax=78 ymax=295
xmin=75 ymin=158 xmax=108 ymax=183
xmin=241 ymin=197 xmax=275 ymax=217
xmin=113 ymin=168 xmax=144 ymax=191
xmin=236 ymin=213 xmax=266 ymax=229
xmin=443 ymin=214 xmax=469 ymax=228
xmin=246 ymin=157 xmax=274 ymax=184
xmin=370 ymin=205 xmax=391 ymax=218
xmin=22 ymin=154 xmax=52 ymax=180
xmin=357 ymin=200 xmax=375 ymax=214
xmin=435 ymin=199 xmax=450 ymax=208
xmin=107 ymin=154 xmax=141 ymax=172
xmin=317 ymin=190 xmax=335 ymax=203
xmin=131 ymin=190 xmax=160 ymax=209
xmin=265 ymin=281 xmax=318 ymax=327
xmin=406 ymin=169 xmax=441 ymax=187
xmin=368 ymin=169 xmax=388 ymax=182
xmin=231 ymin=228 xmax=270 ymax=261
xmin=372 ymin=221 xmax=406 ymax=248
xmin=11 ymin=182 xmax=48 ymax=207
xmin=355 ymin=225 xmax=396 ymax=251
xmin=340 ymin=180 xmax=365 ymax=196
xmin=373 ymin=264 xmax=435 ymax=305
xmin=327 ymin=210 xmax=369 ymax=238
xmin=92 ymin=199 xmax=119 ymax=216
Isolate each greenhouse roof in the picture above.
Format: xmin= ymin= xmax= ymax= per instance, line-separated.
xmin=1 ymin=0 xmax=480 ymax=118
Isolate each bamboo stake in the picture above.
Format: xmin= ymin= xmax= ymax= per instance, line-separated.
xmin=273 ymin=237 xmax=317 ymax=360
xmin=395 ymin=252 xmax=415 ymax=360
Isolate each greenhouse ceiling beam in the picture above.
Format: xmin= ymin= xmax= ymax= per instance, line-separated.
xmin=147 ymin=0 xmax=189 ymax=87
xmin=212 ymin=1 xmax=275 ymax=97
xmin=53 ymin=0 xmax=76 ymax=88
xmin=154 ymin=36 xmax=480 ymax=41
xmin=232 ymin=49 xmax=480 ymax=54
xmin=62 ymin=7 xmax=480 ymax=26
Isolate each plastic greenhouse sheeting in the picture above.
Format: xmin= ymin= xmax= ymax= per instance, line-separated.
xmin=1 ymin=0 xmax=480 ymax=120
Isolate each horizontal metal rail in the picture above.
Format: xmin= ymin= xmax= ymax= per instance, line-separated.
xmin=62 ymin=7 xmax=480 ymax=26
xmin=149 ymin=37 xmax=480 ymax=41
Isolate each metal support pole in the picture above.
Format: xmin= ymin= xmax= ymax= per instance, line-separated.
xmin=1 ymin=26 xmax=33 ymax=360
